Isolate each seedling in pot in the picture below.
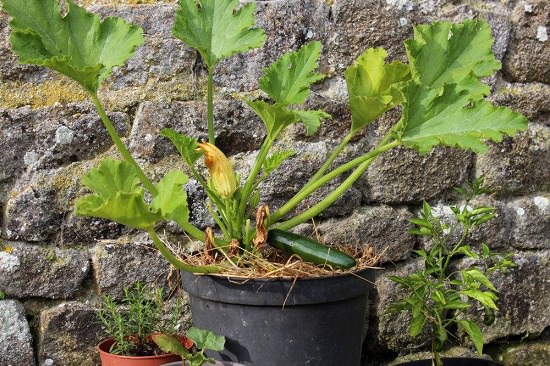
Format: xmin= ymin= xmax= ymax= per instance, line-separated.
xmin=385 ymin=178 xmax=516 ymax=366
xmin=153 ymin=327 xmax=225 ymax=366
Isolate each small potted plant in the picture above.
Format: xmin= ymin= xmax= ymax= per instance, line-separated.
xmin=96 ymin=282 xmax=184 ymax=366
xmin=385 ymin=178 xmax=516 ymax=366
xmin=152 ymin=328 xmax=244 ymax=366
xmin=2 ymin=0 xmax=528 ymax=365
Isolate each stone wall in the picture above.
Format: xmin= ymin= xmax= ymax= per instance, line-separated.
xmin=0 ymin=0 xmax=548 ymax=365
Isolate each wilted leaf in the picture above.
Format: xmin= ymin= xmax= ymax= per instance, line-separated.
xmin=345 ymin=48 xmax=410 ymax=132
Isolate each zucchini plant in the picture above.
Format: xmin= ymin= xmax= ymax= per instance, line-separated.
xmin=2 ymin=0 xmax=528 ymax=274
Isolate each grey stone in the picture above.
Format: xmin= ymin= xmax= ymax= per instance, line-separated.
xmin=508 ymin=195 xmax=550 ymax=249
xmin=0 ymin=104 xmax=129 ymax=203
xmin=476 ymin=123 xmax=550 ymax=196
xmin=481 ymin=251 xmax=550 ymax=342
xmin=360 ymin=146 xmax=473 ymax=204
xmin=38 ymin=302 xmax=103 ymax=366
xmin=0 ymin=300 xmax=36 ymax=366
xmin=497 ymin=341 xmax=550 ymax=366
xmin=316 ymin=205 xmax=415 ymax=264
xmin=492 ymin=82 xmax=550 ymax=123
xmin=130 ymin=100 xmax=265 ymax=162
xmin=92 ymin=237 xmax=174 ymax=299
xmin=503 ymin=1 xmax=550 ymax=83
xmin=366 ymin=258 xmax=431 ymax=353
xmin=0 ymin=242 xmax=90 ymax=299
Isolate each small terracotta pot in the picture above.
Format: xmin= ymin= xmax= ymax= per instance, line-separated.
xmin=97 ymin=338 xmax=182 ymax=366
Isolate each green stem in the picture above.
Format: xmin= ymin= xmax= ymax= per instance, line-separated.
xmin=236 ymin=136 xmax=275 ymax=227
xmin=90 ymin=92 xmax=158 ymax=196
xmin=302 ymin=131 xmax=354 ymax=189
xmin=270 ymin=139 xmax=400 ymax=226
xmin=274 ymin=140 xmax=399 ymax=230
xmin=207 ymin=67 xmax=215 ymax=144
xmin=148 ymin=230 xmax=220 ymax=273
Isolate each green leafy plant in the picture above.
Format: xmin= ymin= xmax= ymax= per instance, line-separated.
xmin=97 ymin=282 xmax=184 ymax=356
xmin=153 ymin=327 xmax=226 ymax=366
xmin=2 ymin=0 xmax=528 ymax=275
xmin=385 ymin=178 xmax=516 ymax=366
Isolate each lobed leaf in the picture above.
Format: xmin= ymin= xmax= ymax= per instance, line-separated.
xmin=160 ymin=129 xmax=203 ymax=166
xmin=400 ymin=81 xmax=528 ymax=153
xmin=345 ymin=48 xmax=410 ymax=132
xmin=173 ymin=0 xmax=265 ymax=69
xmin=150 ymin=170 xmax=191 ymax=229
xmin=187 ymin=326 xmax=225 ymax=352
xmin=406 ymin=20 xmax=501 ymax=91
xmin=3 ymin=0 xmax=144 ymax=93
xmin=244 ymin=99 xmax=329 ymax=139
xmin=260 ymin=41 xmax=325 ymax=106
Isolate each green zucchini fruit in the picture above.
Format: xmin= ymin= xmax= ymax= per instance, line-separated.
xmin=267 ymin=229 xmax=356 ymax=269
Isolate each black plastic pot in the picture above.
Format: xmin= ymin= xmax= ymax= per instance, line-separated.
xmin=181 ymin=268 xmax=375 ymax=366
xmin=395 ymin=358 xmax=503 ymax=366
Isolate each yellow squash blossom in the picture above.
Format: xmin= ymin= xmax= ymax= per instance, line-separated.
xmin=197 ymin=142 xmax=237 ymax=199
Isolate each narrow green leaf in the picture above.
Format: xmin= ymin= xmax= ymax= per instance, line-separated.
xmin=444 ymin=300 xmax=471 ymax=310
xmin=187 ymin=326 xmax=225 ymax=352
xmin=457 ymin=319 xmax=484 ymax=354
xmin=160 ymin=129 xmax=203 ymax=166
xmin=173 ymin=0 xmax=265 ymax=69
xmin=345 ymin=48 xmax=410 ymax=132
xmin=409 ymin=313 xmax=427 ymax=337
xmin=3 ymin=0 xmax=144 ymax=93
xmin=292 ymin=109 xmax=332 ymax=135
xmin=260 ymin=41 xmax=324 ymax=106
xmin=461 ymin=289 xmax=498 ymax=310
xmin=463 ymin=268 xmax=497 ymax=291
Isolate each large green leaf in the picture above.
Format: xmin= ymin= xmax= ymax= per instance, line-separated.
xmin=150 ymin=170 xmax=191 ymax=229
xmin=3 ymin=0 xmax=144 ymax=93
xmin=76 ymin=192 xmax=160 ymax=230
xmin=406 ymin=20 xmax=501 ymax=90
xmin=400 ymin=81 xmax=528 ymax=153
xmin=81 ymin=159 xmax=140 ymax=199
xmin=260 ymin=41 xmax=324 ymax=106
xmin=173 ymin=0 xmax=265 ymax=69
xmin=76 ymin=159 xmax=160 ymax=229
xmin=345 ymin=48 xmax=410 ymax=132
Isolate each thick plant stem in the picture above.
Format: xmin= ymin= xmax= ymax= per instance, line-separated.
xmin=90 ymin=92 xmax=158 ymax=196
xmin=148 ymin=230 xmax=221 ymax=273
xmin=270 ymin=139 xmax=400 ymax=226
xmin=236 ymin=136 xmax=275 ymax=228
xmin=207 ymin=67 xmax=215 ymax=145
